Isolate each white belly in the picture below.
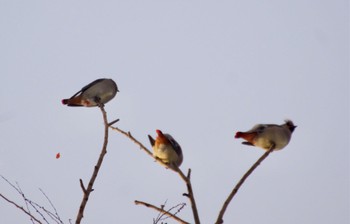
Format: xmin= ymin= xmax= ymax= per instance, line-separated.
xmin=255 ymin=130 xmax=290 ymax=150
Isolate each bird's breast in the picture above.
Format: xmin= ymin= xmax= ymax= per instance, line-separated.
xmin=255 ymin=129 xmax=291 ymax=150
xmin=153 ymin=143 xmax=179 ymax=163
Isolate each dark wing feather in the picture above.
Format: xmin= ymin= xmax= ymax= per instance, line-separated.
xmin=166 ymin=135 xmax=182 ymax=156
xmin=69 ymin=78 xmax=106 ymax=99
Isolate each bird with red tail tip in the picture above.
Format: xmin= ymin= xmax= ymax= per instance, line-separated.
xmin=235 ymin=120 xmax=296 ymax=150
xmin=148 ymin=129 xmax=183 ymax=170
xmin=62 ymin=78 xmax=119 ymax=107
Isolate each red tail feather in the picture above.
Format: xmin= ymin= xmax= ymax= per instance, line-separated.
xmin=235 ymin=132 xmax=243 ymax=138
xmin=62 ymin=99 xmax=68 ymax=105
xmin=61 ymin=95 xmax=84 ymax=106
xmin=235 ymin=131 xmax=256 ymax=143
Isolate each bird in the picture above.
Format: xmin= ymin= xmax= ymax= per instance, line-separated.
xmin=235 ymin=120 xmax=296 ymax=150
xmin=148 ymin=129 xmax=183 ymax=170
xmin=62 ymin=78 xmax=118 ymax=107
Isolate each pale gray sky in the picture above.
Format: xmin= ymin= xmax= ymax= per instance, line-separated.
xmin=1 ymin=1 xmax=348 ymax=223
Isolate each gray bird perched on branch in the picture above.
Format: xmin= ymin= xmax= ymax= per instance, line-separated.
xmin=235 ymin=120 xmax=296 ymax=150
xmin=148 ymin=129 xmax=183 ymax=170
xmin=62 ymin=78 xmax=118 ymax=107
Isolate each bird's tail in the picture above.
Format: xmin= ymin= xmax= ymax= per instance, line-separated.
xmin=61 ymin=96 xmax=83 ymax=106
xmin=61 ymin=99 xmax=69 ymax=105
xmin=148 ymin=135 xmax=155 ymax=147
xmin=235 ymin=132 xmax=255 ymax=142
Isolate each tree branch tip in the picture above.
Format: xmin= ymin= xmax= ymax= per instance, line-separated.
xmin=79 ymin=179 xmax=87 ymax=193
xmin=215 ymin=143 xmax=276 ymax=223
xmin=108 ymin=119 xmax=120 ymax=126
xmin=187 ymin=169 xmax=192 ymax=179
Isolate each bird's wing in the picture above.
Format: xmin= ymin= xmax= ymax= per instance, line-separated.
xmin=166 ymin=135 xmax=182 ymax=156
xmin=69 ymin=78 xmax=105 ymax=98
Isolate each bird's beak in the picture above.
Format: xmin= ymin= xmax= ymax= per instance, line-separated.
xmin=290 ymin=125 xmax=297 ymax=132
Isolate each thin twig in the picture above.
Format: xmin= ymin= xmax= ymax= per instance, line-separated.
xmin=16 ymin=183 xmax=52 ymax=224
xmin=108 ymin=119 xmax=120 ymax=126
xmin=154 ymin=200 xmax=186 ymax=224
xmin=39 ymin=188 xmax=63 ymax=223
xmin=1 ymin=176 xmax=62 ymax=223
xmin=1 ymin=176 xmax=37 ymax=223
xmin=79 ymin=179 xmax=87 ymax=194
xmin=16 ymin=183 xmax=36 ymax=224
xmin=29 ymin=200 xmax=60 ymax=224
xmin=167 ymin=202 xmax=186 ymax=221
xmin=135 ymin=200 xmax=189 ymax=224
xmin=0 ymin=193 xmax=42 ymax=224
xmin=75 ymin=105 xmax=110 ymax=224
xmin=0 ymin=176 xmax=24 ymax=197
xmin=109 ymin=126 xmax=154 ymax=158
xmin=154 ymin=199 xmax=168 ymax=223
xmin=215 ymin=144 xmax=275 ymax=224
xmin=110 ymin=126 xmax=201 ymax=224
xmin=25 ymin=199 xmax=50 ymax=224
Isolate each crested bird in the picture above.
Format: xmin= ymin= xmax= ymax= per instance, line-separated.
xmin=62 ymin=78 xmax=118 ymax=107
xmin=148 ymin=129 xmax=183 ymax=170
xmin=235 ymin=120 xmax=296 ymax=150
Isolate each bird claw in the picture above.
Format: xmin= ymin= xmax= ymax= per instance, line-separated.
xmin=94 ymin=96 xmax=105 ymax=107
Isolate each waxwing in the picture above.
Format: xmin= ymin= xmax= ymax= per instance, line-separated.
xmin=148 ymin=130 xmax=183 ymax=170
xmin=235 ymin=120 xmax=296 ymax=150
xmin=62 ymin=78 xmax=118 ymax=107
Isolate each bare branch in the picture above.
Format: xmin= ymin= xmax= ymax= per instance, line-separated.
xmin=1 ymin=175 xmax=21 ymax=194
xmin=75 ymin=105 xmax=111 ymax=224
xmin=79 ymin=179 xmax=87 ymax=194
xmin=1 ymin=175 xmax=37 ymax=222
xmin=215 ymin=144 xmax=275 ymax=224
xmin=135 ymin=200 xmax=189 ymax=224
xmin=108 ymin=118 xmax=120 ymax=126
xmin=173 ymin=167 xmax=200 ymax=224
xmin=16 ymin=182 xmax=36 ymax=224
xmin=0 ymin=193 xmax=42 ymax=224
xmin=15 ymin=184 xmax=50 ymax=224
xmin=28 ymin=200 xmax=60 ymax=224
xmin=1 ymin=175 xmax=63 ymax=223
xmin=109 ymin=126 xmax=154 ymax=158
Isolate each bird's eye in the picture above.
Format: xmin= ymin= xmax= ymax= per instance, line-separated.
xmin=257 ymin=126 xmax=265 ymax=133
